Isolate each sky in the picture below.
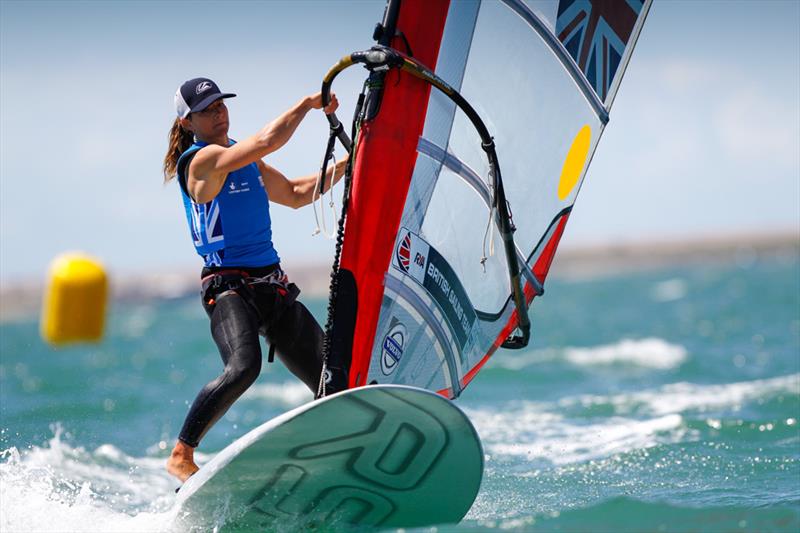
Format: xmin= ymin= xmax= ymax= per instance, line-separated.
xmin=1 ymin=0 xmax=798 ymax=285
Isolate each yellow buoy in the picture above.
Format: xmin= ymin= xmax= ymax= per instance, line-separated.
xmin=41 ymin=253 xmax=108 ymax=345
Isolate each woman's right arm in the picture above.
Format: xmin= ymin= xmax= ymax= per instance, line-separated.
xmin=187 ymin=93 xmax=338 ymax=203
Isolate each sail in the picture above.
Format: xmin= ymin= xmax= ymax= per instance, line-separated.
xmin=326 ymin=0 xmax=651 ymax=398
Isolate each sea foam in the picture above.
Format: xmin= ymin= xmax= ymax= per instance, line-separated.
xmin=490 ymin=337 xmax=688 ymax=370
xmin=0 ymin=428 xmax=179 ymax=532
xmin=608 ymin=373 xmax=800 ymax=416
xmin=563 ymin=338 xmax=687 ymax=369
xmin=466 ymin=373 xmax=799 ymax=466
xmin=244 ymin=380 xmax=314 ymax=408
xmin=650 ymin=277 xmax=688 ymax=302
xmin=467 ymin=403 xmax=685 ymax=466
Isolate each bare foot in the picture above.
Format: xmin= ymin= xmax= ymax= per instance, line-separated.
xmin=166 ymin=440 xmax=199 ymax=482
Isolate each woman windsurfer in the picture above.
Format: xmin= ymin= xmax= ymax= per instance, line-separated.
xmin=162 ymin=77 xmax=347 ymax=482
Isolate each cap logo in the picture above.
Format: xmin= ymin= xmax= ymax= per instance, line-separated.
xmin=196 ymin=81 xmax=213 ymax=94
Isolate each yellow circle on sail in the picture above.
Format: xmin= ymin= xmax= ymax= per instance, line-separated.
xmin=557 ymin=125 xmax=592 ymax=201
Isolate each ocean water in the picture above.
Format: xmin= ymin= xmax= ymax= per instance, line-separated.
xmin=1 ymin=252 xmax=798 ymax=532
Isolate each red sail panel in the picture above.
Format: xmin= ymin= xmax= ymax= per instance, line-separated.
xmin=341 ymin=0 xmax=451 ymax=388
xmin=533 ymin=211 xmax=570 ymax=284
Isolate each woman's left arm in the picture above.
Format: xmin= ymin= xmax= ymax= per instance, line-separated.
xmin=259 ymin=159 xmax=348 ymax=209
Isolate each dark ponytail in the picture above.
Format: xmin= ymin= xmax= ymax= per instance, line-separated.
xmin=163 ymin=118 xmax=194 ymax=182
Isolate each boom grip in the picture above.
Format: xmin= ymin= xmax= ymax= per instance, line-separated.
xmin=321 ymin=56 xmax=355 ymax=153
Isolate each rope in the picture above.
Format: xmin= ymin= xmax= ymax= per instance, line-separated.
xmin=317 ymin=82 xmax=367 ymax=398
xmin=312 ymin=132 xmax=339 ymax=239
xmin=317 ymin=162 xmax=353 ymax=398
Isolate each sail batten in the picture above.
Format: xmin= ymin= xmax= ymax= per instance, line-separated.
xmin=417 ymin=137 xmax=491 ymax=207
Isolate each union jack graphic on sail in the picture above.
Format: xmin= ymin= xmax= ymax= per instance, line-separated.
xmin=556 ymin=0 xmax=644 ymax=102
xmin=396 ymin=232 xmax=412 ymax=273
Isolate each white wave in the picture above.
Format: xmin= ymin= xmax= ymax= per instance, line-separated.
xmin=467 ymin=402 xmax=685 ymax=466
xmin=559 ymin=373 xmax=800 ymax=417
xmin=466 ymin=374 xmax=799 ymax=466
xmin=0 ymin=428 xmax=182 ymax=532
xmin=244 ymin=381 xmax=314 ymax=408
xmin=486 ymin=347 xmax=559 ymax=371
xmin=651 ymin=278 xmax=688 ymax=302
xmin=496 ymin=414 xmax=684 ymax=466
xmin=564 ymin=338 xmax=687 ymax=369
xmin=118 ymin=305 xmax=157 ymax=339
xmin=490 ymin=338 xmax=688 ymax=371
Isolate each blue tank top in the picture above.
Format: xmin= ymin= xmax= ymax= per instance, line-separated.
xmin=176 ymin=140 xmax=280 ymax=268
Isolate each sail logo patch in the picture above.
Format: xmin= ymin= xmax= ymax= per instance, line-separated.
xmin=381 ymin=322 xmax=406 ymax=375
xmin=392 ymin=228 xmax=476 ymax=349
xmin=393 ymin=229 xmax=429 ymax=285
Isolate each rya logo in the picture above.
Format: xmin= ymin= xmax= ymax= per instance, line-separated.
xmin=196 ymin=81 xmax=213 ymax=94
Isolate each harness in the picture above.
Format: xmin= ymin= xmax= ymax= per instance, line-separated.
xmin=201 ymin=268 xmax=299 ymax=363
